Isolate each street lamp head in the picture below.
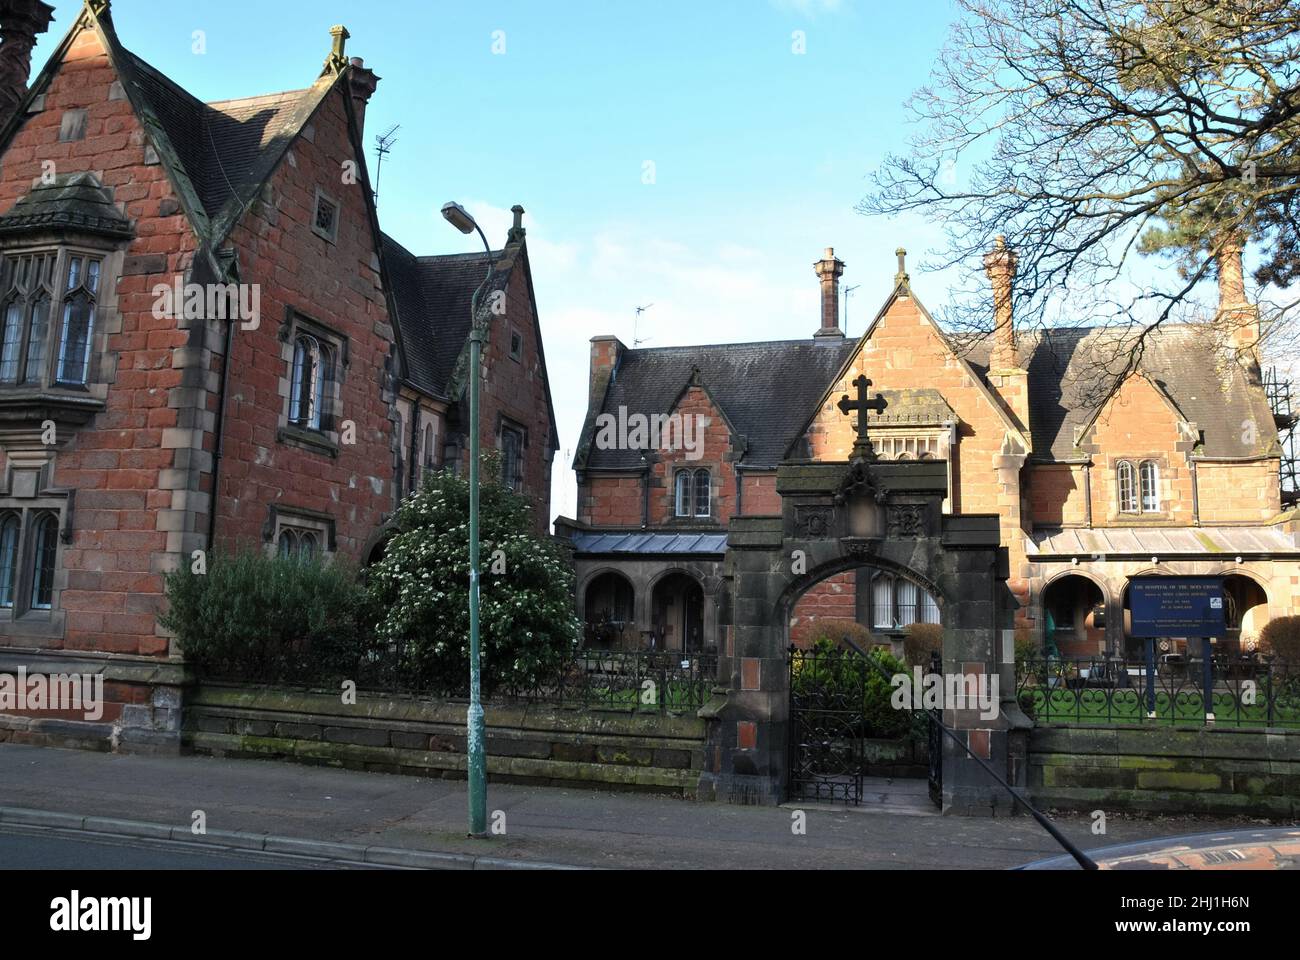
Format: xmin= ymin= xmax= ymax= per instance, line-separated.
xmin=441 ymin=201 xmax=476 ymax=235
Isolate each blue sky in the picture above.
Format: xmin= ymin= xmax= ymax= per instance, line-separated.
xmin=41 ymin=0 xmax=966 ymax=519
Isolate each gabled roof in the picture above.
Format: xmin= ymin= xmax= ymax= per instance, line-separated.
xmin=963 ymin=325 xmax=1278 ymax=460
xmin=125 ymin=49 xmax=314 ymax=222
xmin=579 ymin=339 xmax=857 ymax=471
xmin=1 ymin=2 xmax=340 ymax=252
xmin=783 ymin=279 xmax=1032 ymax=460
xmin=380 ymin=236 xmax=504 ymax=399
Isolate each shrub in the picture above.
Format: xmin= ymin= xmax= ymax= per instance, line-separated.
xmin=160 ymin=549 xmax=366 ymax=682
xmin=1013 ymin=622 xmax=1039 ymax=664
xmin=903 ymin=622 xmax=943 ymax=668
xmin=1260 ymin=616 xmax=1300 ymax=662
xmin=806 ymin=619 xmax=877 ymax=652
xmin=364 ymin=460 xmax=581 ymax=695
xmin=791 ymin=637 xmax=915 ymax=740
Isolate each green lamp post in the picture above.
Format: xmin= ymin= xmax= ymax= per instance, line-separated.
xmin=441 ymin=201 xmax=493 ymax=838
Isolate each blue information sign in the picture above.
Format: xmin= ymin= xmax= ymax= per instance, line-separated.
xmin=1129 ymin=577 xmax=1226 ymax=637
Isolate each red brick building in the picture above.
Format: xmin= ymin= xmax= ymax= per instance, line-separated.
xmin=0 ymin=1 xmax=557 ymax=751
xmin=563 ymin=236 xmax=1299 ymax=660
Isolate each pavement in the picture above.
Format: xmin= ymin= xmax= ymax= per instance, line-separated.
xmin=0 ymin=743 xmax=1281 ymax=869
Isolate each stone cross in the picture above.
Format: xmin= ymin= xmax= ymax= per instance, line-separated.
xmin=837 ymin=374 xmax=888 ymax=460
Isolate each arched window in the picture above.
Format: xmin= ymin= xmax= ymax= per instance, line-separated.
xmin=896 ymin=578 xmax=919 ymax=626
xmin=1139 ymin=460 xmax=1159 ymax=512
xmin=278 ymin=529 xmax=298 ymax=558
xmin=423 ymin=424 xmax=435 ymax=469
xmin=675 ymin=470 xmax=691 ymax=517
xmin=289 ymin=334 xmax=331 ymax=430
xmin=0 ymin=251 xmax=55 ymax=385
xmin=0 ymin=513 xmax=19 ymax=609
xmin=298 ymin=532 xmax=319 ymax=560
xmin=1117 ymin=461 xmax=1137 ymax=513
xmin=872 ymin=573 xmax=895 ymax=629
xmin=870 ymin=572 xmax=940 ymax=630
xmin=30 ymin=513 xmax=58 ymax=610
xmin=693 ymin=469 xmax=710 ymax=517
xmin=56 ymin=256 xmax=100 ymax=386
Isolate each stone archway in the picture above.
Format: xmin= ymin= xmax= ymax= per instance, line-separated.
xmin=699 ymin=456 xmax=1018 ymax=814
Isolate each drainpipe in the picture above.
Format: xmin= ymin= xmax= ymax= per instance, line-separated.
xmin=408 ymin=396 xmax=421 ymax=494
xmin=1190 ymin=459 xmax=1201 ymax=526
xmin=1083 ymin=463 xmax=1093 ymax=528
xmin=640 ymin=454 xmax=650 ymax=529
xmin=207 ymin=314 xmax=236 ymax=551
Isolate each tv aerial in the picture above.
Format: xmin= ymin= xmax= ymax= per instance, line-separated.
xmin=633 ymin=303 xmax=654 ymax=347
xmin=373 ymin=124 xmax=400 ymax=205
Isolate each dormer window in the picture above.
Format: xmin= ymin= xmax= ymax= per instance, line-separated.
xmin=675 ymin=468 xmax=711 ymax=518
xmin=1117 ymin=459 xmax=1160 ymax=514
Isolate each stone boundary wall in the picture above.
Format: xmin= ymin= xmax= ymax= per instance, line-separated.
xmin=1027 ymin=725 xmax=1300 ymax=818
xmin=185 ymin=684 xmax=708 ymax=797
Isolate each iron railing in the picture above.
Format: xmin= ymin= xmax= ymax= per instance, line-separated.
xmin=1016 ymin=656 xmax=1299 ymax=728
xmin=202 ymin=645 xmax=717 ymax=715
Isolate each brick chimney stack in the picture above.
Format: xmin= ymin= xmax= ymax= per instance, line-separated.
xmin=984 ymin=235 xmax=1019 ymax=371
xmin=813 ymin=247 xmax=845 ymax=341
xmin=1215 ymin=236 xmax=1260 ymax=369
xmin=0 ymin=0 xmax=54 ymax=128
xmin=347 ymin=57 xmax=380 ymax=140
xmin=983 ymin=235 xmax=1032 ymax=443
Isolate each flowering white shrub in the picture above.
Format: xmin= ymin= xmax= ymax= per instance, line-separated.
xmin=365 ymin=458 xmax=580 ymax=694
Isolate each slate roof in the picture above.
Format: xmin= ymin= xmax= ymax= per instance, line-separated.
xmin=582 ymin=339 xmax=858 ymax=470
xmin=124 ymin=51 xmax=312 ymax=221
xmin=570 ymin=532 xmax=728 ymax=555
xmin=1030 ymin=525 xmax=1300 ymax=557
xmin=963 ymin=325 xmax=1278 ymax=460
xmin=381 ymin=235 xmax=504 ymax=398
xmin=0 ymin=172 xmax=132 ymax=239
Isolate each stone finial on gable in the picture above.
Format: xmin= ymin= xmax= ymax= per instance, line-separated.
xmin=894 ymin=247 xmax=909 ymax=288
xmin=323 ymin=24 xmax=350 ymax=75
xmin=508 ymin=204 xmax=526 ymax=244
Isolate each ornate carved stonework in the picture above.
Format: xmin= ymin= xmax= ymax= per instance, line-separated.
xmin=795 ymin=505 xmax=833 ymax=540
xmin=887 ymin=503 xmax=927 ymax=539
xmin=834 ymin=456 xmax=885 ymax=507
xmin=839 ymin=537 xmax=878 ymax=560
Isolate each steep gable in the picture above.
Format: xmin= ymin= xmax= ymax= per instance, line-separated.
xmin=799 ymin=280 xmax=1030 ymax=463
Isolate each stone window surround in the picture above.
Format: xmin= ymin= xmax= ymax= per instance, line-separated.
xmin=870 ymin=423 xmax=957 ymax=514
xmin=311 ymin=187 xmax=340 ymax=244
xmin=262 ymin=504 xmax=337 ymax=558
xmin=508 ymin=324 xmax=523 ymax=362
xmin=673 ymin=466 xmax=712 ymax=520
xmin=0 ymin=457 xmax=72 ymax=640
xmin=497 ymin=415 xmax=527 ymax=492
xmin=1109 ymin=455 xmax=1169 ymax=520
xmin=0 ymin=238 xmax=122 ymax=399
xmin=276 ymin=306 xmax=348 ymax=458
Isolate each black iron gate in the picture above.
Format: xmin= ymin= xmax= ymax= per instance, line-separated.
xmin=787 ymin=644 xmax=869 ymax=804
xmin=787 ymin=643 xmax=943 ymax=808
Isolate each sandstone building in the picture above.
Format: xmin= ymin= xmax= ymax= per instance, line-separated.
xmin=0 ymin=0 xmax=558 ymax=750
xmin=564 ymin=239 xmax=1298 ymax=661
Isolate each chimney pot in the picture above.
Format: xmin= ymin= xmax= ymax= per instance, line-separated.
xmin=984 ymin=236 xmax=1019 ymax=370
xmin=813 ymin=248 xmax=846 ymax=341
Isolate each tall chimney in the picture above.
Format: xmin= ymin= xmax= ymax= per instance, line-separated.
xmin=1215 ymin=236 xmax=1260 ymax=368
xmin=347 ymin=56 xmax=380 ymax=140
xmin=984 ymin=234 xmax=1032 ymax=443
xmin=813 ymin=247 xmax=845 ymax=341
xmin=0 ymin=0 xmax=54 ymax=128
xmin=984 ymin=235 xmax=1019 ymax=370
